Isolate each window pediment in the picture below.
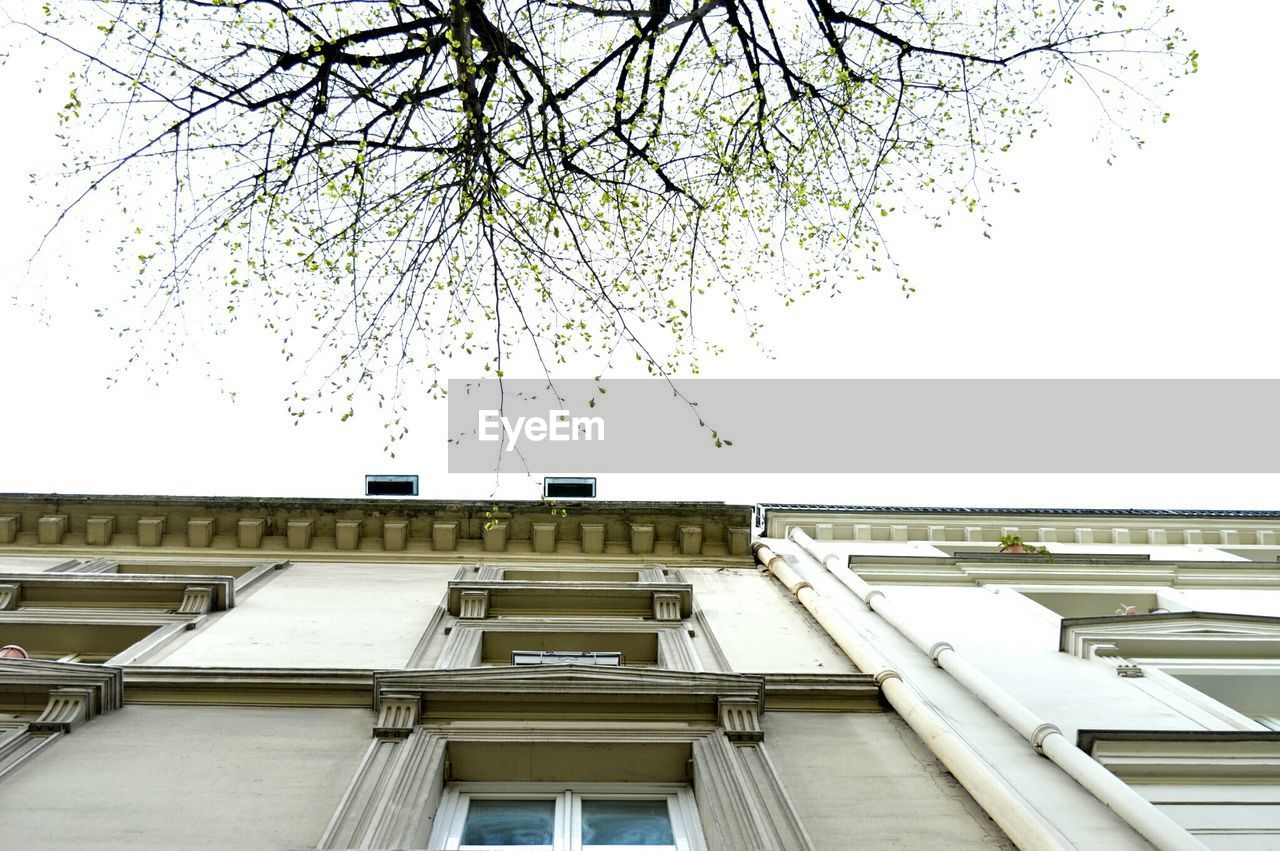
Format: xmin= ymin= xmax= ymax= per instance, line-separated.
xmin=1061 ymin=612 xmax=1280 ymax=659
xmin=374 ymin=666 xmax=764 ymax=733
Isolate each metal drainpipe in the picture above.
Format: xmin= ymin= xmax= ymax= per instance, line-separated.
xmin=753 ymin=542 xmax=1073 ymax=851
xmin=787 ymin=528 xmax=1207 ymax=851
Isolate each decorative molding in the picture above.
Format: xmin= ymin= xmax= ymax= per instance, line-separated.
xmin=432 ymin=521 xmax=458 ymax=552
xmin=383 ymin=520 xmax=409 ymax=552
xmin=177 ymin=585 xmax=215 ymax=615
xmin=759 ymin=673 xmax=881 ymax=712
xmin=718 ymin=696 xmax=763 ymax=744
xmin=445 ymin=579 xmax=693 ymax=619
xmin=680 ymin=525 xmax=704 ymax=556
xmin=137 ymin=516 xmax=167 ymax=547
xmin=653 ymin=591 xmax=683 ymax=622
xmin=187 ymin=517 xmax=216 ymax=548
xmin=1080 ymin=730 xmax=1280 ymax=782
xmin=692 ymin=733 xmax=814 ymax=851
xmin=0 ymin=583 xmax=17 ymax=611
xmin=287 ymin=519 xmax=314 ymax=550
xmin=0 ymin=515 xmax=17 ymax=544
xmin=238 ymin=518 xmax=265 ymax=549
xmin=374 ymin=694 xmax=421 ymax=740
xmin=0 ymin=496 xmax=751 ymax=564
xmin=29 ymin=687 xmax=97 ymax=734
xmin=376 ymin=665 xmax=764 ymax=729
xmin=0 ymin=573 xmax=233 ymax=613
xmin=335 ymin=520 xmax=361 ymax=551
xmin=1060 ymin=611 xmax=1280 ymax=660
xmin=482 ymin=523 xmax=508 ymax=553
xmin=764 ymin=507 xmax=1280 ymax=549
xmin=457 ymin=590 xmax=489 ymax=620
xmin=581 ymin=523 xmax=605 ymax=554
xmin=86 ymin=517 xmax=114 ymax=546
xmin=726 ymin=527 xmax=751 ymax=557
xmin=319 ymin=731 xmax=448 ymax=850
xmin=437 ymin=620 xmax=703 ymax=672
xmin=37 ymin=515 xmax=67 ymax=545
xmin=120 ymin=667 xmax=373 ymax=707
xmin=531 ymin=523 xmax=557 ymax=554
xmin=630 ymin=523 xmax=656 ymax=554
xmin=0 ymin=660 xmax=124 ymax=779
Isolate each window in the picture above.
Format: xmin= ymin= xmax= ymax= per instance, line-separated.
xmin=511 ymin=651 xmax=623 ymax=667
xmin=428 ymin=784 xmax=706 ymax=851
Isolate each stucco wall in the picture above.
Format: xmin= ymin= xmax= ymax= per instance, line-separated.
xmin=154 ymin=562 xmax=454 ymax=667
xmin=763 ymin=711 xmax=1012 ymax=850
xmin=686 ymin=567 xmax=855 ymax=673
xmin=0 ymin=704 xmax=369 ymax=851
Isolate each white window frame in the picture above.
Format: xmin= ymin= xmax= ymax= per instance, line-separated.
xmin=428 ymin=782 xmax=707 ymax=851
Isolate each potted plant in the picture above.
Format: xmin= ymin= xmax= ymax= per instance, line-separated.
xmin=997 ymin=534 xmax=1054 ymax=563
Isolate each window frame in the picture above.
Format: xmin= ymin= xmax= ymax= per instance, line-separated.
xmin=428 ymin=782 xmax=706 ymax=851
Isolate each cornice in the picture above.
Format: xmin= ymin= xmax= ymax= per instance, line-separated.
xmin=764 ymin=506 xmax=1280 ymax=549
xmin=120 ymin=666 xmax=375 ymax=707
xmin=842 ymin=555 xmax=1280 ymax=589
xmin=0 ymin=494 xmax=752 ymax=563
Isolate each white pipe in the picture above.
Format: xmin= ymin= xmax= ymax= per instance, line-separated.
xmin=753 ymin=543 xmax=1072 ymax=851
xmin=787 ymin=529 xmax=1206 ymax=851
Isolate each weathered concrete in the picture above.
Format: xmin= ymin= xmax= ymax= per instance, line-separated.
xmin=0 ymin=704 xmax=369 ymax=851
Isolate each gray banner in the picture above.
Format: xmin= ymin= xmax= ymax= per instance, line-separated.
xmin=446 ymin=379 xmax=1280 ymax=473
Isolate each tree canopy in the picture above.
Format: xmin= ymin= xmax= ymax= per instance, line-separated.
xmin=20 ymin=0 xmax=1191 ymax=427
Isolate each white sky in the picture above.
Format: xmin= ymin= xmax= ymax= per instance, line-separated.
xmin=1 ymin=3 xmax=1278 ymax=509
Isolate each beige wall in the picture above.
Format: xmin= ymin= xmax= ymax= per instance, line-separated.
xmin=155 ymin=562 xmax=455 ymax=668
xmin=763 ymin=711 xmax=1013 ymax=850
xmin=687 ymin=567 xmax=855 ymax=673
xmin=0 ymin=705 xmax=369 ymax=851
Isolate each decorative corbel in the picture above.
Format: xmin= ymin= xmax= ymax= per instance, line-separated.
xmin=373 ymin=694 xmax=420 ymax=740
xmin=178 ymin=585 xmax=215 ymax=615
xmin=0 ymin=583 xmax=18 ymax=611
xmin=652 ymin=592 xmax=682 ymax=622
xmin=718 ymin=696 xmax=764 ymax=744
xmin=29 ymin=687 xmax=95 ymax=735
xmin=458 ymin=590 xmax=489 ymax=620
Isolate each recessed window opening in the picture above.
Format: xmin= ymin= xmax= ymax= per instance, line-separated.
xmin=364 ymin=474 xmax=419 ymax=496
xmin=502 ymin=569 xmax=641 ymax=584
xmin=482 ymin=632 xmax=658 ymax=667
xmin=512 ymin=651 xmax=623 ymax=667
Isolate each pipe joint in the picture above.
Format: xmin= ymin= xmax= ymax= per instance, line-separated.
xmin=873 ymin=669 xmax=903 ymax=687
xmin=928 ymin=641 xmax=954 ymax=666
xmin=1030 ymin=722 xmax=1061 ymax=755
xmin=791 ymin=580 xmax=813 ymax=595
xmin=864 ymin=588 xmax=886 ymax=609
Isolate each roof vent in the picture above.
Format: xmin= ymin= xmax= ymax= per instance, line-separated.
xmin=543 ymin=477 xmax=596 ymax=499
xmin=365 ymin=474 xmax=419 ymax=497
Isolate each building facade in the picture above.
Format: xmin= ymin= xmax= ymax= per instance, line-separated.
xmin=0 ymin=494 xmax=1276 ymax=849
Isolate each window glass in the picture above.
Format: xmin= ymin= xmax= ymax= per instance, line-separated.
xmin=461 ymin=799 xmax=556 ymax=846
xmin=581 ymin=799 xmax=674 ymax=846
